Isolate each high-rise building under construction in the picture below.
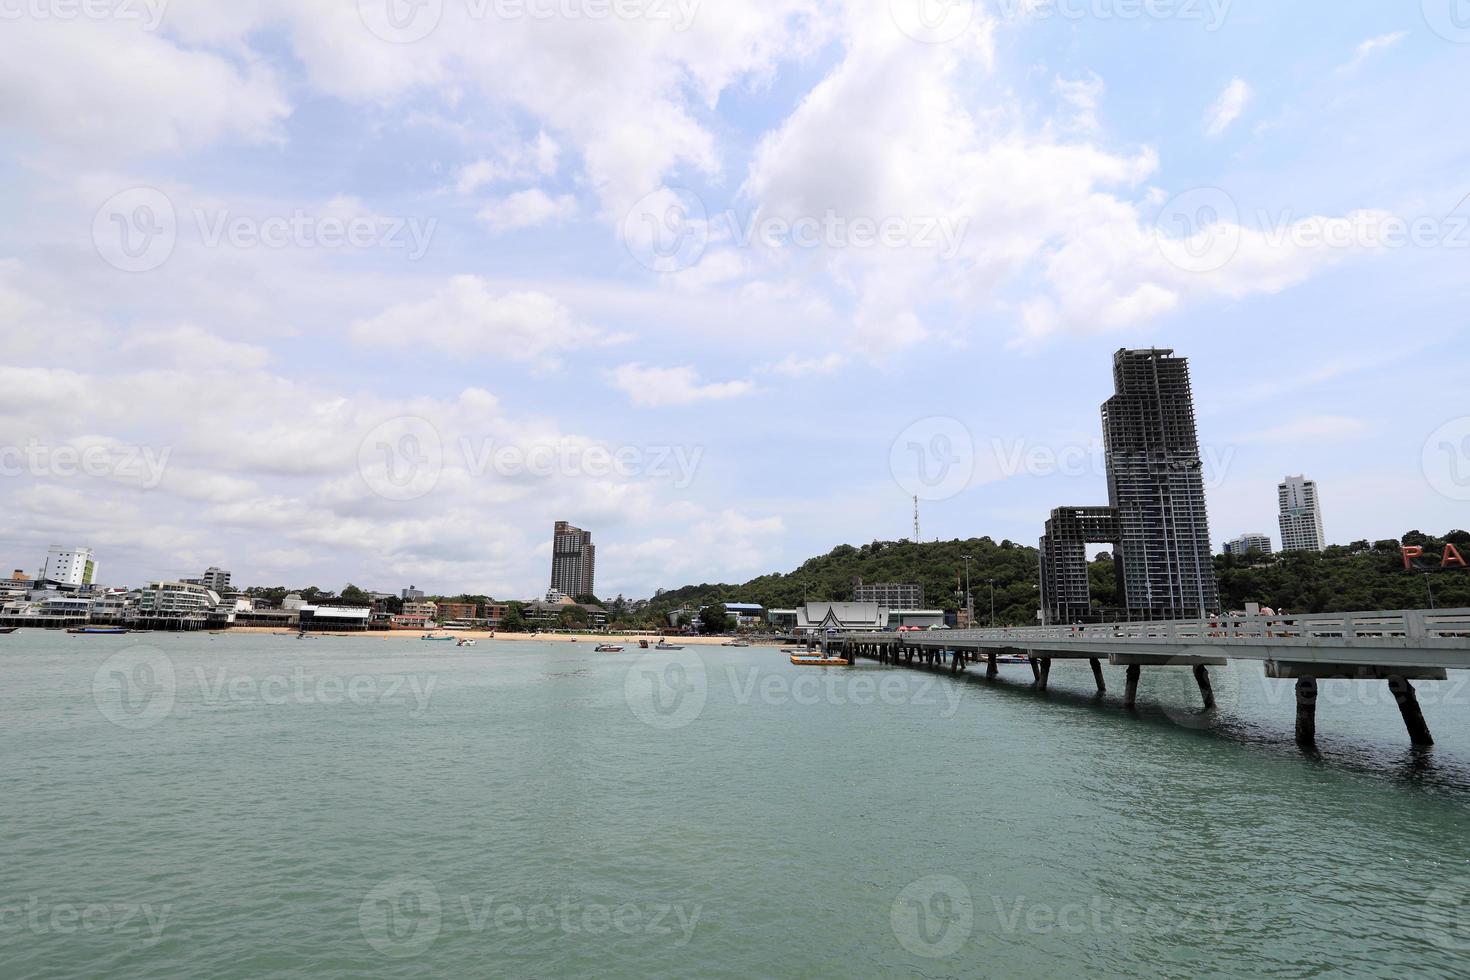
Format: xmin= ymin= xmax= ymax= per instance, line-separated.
xmin=1040 ymin=349 xmax=1220 ymax=623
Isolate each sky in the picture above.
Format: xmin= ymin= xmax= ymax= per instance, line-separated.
xmin=1 ymin=0 xmax=1468 ymax=600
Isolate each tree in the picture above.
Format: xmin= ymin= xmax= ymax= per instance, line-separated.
xmin=573 ymin=593 xmax=601 ymax=606
xmin=340 ymin=584 xmax=371 ymax=606
xmin=558 ymin=606 xmax=590 ymax=630
xmin=501 ymin=602 xmax=527 ymax=632
xmin=699 ymin=603 xmax=730 ymax=634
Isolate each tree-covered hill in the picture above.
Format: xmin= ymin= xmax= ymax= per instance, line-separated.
xmin=645 ymin=529 xmax=1470 ymax=629
xmin=645 ymin=537 xmax=1042 ymax=626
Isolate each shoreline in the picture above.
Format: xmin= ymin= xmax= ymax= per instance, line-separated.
xmin=222 ymin=627 xmax=784 ymax=647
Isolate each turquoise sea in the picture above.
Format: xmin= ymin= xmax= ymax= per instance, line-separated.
xmin=3 ymin=631 xmax=1470 ymax=978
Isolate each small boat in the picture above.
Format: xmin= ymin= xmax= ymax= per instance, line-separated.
xmin=722 ymin=640 xmax=750 ymax=647
xmin=0 ymin=627 xmax=17 ymax=634
xmin=790 ymin=654 xmax=851 ymax=667
xmin=638 ymin=639 xmax=649 ymax=649
xmin=457 ymin=638 xmax=477 ymax=648
xmin=422 ymin=634 xmax=455 ymax=642
xmin=654 ymin=641 xmax=685 ymax=650
xmin=67 ymin=627 xmax=128 ymax=635
xmin=595 ymin=644 xmax=625 ymax=653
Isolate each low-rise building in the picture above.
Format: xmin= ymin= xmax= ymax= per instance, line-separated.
xmin=1224 ymin=533 xmax=1274 ymax=557
xmin=298 ymin=605 xmax=372 ymax=632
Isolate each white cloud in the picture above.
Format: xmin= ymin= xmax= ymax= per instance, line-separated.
xmin=1205 ymin=78 xmax=1252 ymax=137
xmin=1055 ymin=73 xmax=1105 ymax=135
xmin=1340 ymin=31 xmax=1407 ymax=73
xmin=350 ymin=276 xmax=620 ymax=371
xmin=609 ymin=364 xmax=755 ymax=408
xmin=477 ymin=188 xmax=578 ymax=233
xmin=766 ymin=353 xmax=846 ymax=377
xmin=456 ymin=132 xmax=562 ymax=194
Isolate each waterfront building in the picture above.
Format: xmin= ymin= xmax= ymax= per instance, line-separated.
xmin=1224 ymin=532 xmax=1274 ymax=557
xmin=394 ymin=600 xmax=439 ymax=629
xmin=1039 ymin=349 xmax=1220 ymax=623
xmin=792 ymin=602 xmax=890 ymax=634
xmin=437 ymin=602 xmax=480 ymax=622
xmin=401 ymin=585 xmax=425 ymax=601
xmin=768 ymin=609 xmax=799 ymax=630
xmin=550 ymin=521 xmax=596 ymax=597
xmin=202 ymin=567 xmax=232 ymax=592
xmin=41 ymin=546 xmax=97 ymax=588
xmin=1279 ymin=475 xmax=1327 ymax=552
xmin=723 ymin=602 xmax=765 ymax=627
xmin=298 ymin=604 xmax=372 ymax=633
xmin=851 ymin=581 xmax=924 ymax=610
xmin=137 ymin=581 xmax=222 ymax=617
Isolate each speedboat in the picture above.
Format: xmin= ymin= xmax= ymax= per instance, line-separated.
xmin=456 ymin=638 xmax=477 ymax=647
xmin=0 ymin=627 xmax=17 ymax=634
xmin=595 ymin=644 xmax=624 ymax=653
xmin=422 ymin=634 xmax=455 ymax=642
xmin=790 ymin=653 xmax=850 ymax=667
xmin=722 ymin=639 xmax=750 ymax=647
xmin=67 ymin=626 xmax=128 ymax=635
xmin=654 ymin=641 xmax=685 ymax=650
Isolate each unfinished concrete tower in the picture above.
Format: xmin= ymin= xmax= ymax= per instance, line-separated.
xmin=1040 ymin=349 xmax=1220 ymax=623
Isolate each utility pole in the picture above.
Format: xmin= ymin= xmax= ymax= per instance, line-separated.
xmin=1425 ymin=572 xmax=1437 ymax=610
xmin=961 ymin=554 xmax=973 ymax=629
xmin=989 ymin=578 xmax=996 ymax=628
xmin=913 ymin=496 xmax=920 ymax=542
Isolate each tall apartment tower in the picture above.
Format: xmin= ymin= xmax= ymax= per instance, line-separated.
xmin=41 ymin=546 xmax=97 ymax=587
xmin=1278 ymin=476 xmax=1326 ymax=552
xmin=1040 ymin=349 xmax=1220 ymax=623
xmin=550 ymin=521 xmax=596 ymax=598
xmin=202 ymin=567 xmax=232 ymax=592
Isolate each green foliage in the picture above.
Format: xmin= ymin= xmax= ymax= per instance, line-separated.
xmin=500 ymin=602 xmax=527 ymax=632
xmin=558 ymin=605 xmax=590 ymax=629
xmin=645 ymin=537 xmax=1043 ymax=627
xmin=698 ymin=603 xmax=730 ymax=634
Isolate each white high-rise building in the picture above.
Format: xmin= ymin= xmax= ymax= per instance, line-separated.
xmin=41 ymin=546 xmax=97 ymax=587
xmin=1278 ymin=476 xmax=1327 ymax=552
xmin=1224 ymin=533 xmax=1274 ymax=557
xmin=202 ymin=567 xmax=232 ymax=592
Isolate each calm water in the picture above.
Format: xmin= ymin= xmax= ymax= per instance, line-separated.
xmin=3 ymin=631 xmax=1470 ymax=978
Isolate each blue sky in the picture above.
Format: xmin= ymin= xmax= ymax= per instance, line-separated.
xmin=1 ymin=0 xmax=1468 ymax=599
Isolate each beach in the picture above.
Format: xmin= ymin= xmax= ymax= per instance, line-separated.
xmin=224 ymin=626 xmax=781 ymax=646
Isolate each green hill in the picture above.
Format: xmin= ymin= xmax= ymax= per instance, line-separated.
xmin=643 ymin=529 xmax=1470 ymax=628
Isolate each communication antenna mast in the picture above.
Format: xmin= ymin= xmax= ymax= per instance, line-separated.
xmin=913 ymin=496 xmax=920 ymax=542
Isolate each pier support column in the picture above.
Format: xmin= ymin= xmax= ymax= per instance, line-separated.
xmin=1193 ymin=665 xmax=1216 ymax=710
xmin=987 ymin=651 xmax=998 ymax=679
xmin=1388 ymin=675 xmax=1434 ymax=747
xmin=1090 ymin=658 xmax=1106 ymax=694
xmin=1029 ymin=657 xmax=1041 ymax=685
xmin=1123 ymin=665 xmax=1141 ymax=710
xmin=1038 ymin=658 xmax=1051 ymax=692
xmin=1295 ymin=677 xmax=1317 ymax=747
